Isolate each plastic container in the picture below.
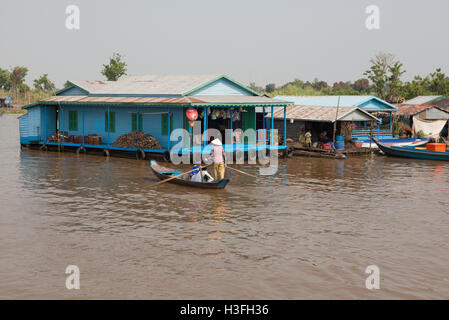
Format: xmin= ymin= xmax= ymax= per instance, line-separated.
xmin=323 ymin=143 xmax=331 ymax=150
xmin=426 ymin=143 xmax=446 ymax=152
xmin=335 ymin=140 xmax=345 ymax=150
xmin=336 ymin=135 xmax=345 ymax=141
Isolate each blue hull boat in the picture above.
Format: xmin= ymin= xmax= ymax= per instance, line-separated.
xmin=373 ymin=138 xmax=449 ymax=161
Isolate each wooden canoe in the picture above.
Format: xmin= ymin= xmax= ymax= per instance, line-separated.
xmin=373 ymin=137 xmax=449 ymax=160
xmin=149 ymin=160 xmax=229 ymax=189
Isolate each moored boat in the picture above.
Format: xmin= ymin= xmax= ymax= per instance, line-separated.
xmin=359 ymin=137 xmax=430 ymax=149
xmin=150 ymin=160 xmax=229 ymax=189
xmin=373 ymin=138 xmax=449 ymax=160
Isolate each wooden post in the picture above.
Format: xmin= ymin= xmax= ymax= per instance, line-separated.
xmin=230 ymin=107 xmax=233 ymax=144
xmin=203 ymin=106 xmax=208 ymax=146
xmin=283 ymin=105 xmax=287 ymax=146
xmin=167 ymin=107 xmax=171 ymax=150
xmin=332 ymin=96 xmax=341 ymax=150
xmin=82 ymin=105 xmax=85 ymax=145
xmin=61 ymin=106 xmax=65 ymax=143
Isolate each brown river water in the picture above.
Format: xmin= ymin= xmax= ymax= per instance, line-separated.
xmin=1 ymin=114 xmax=448 ymax=299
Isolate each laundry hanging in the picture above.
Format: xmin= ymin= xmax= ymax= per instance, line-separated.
xmin=412 ymin=116 xmax=447 ymax=139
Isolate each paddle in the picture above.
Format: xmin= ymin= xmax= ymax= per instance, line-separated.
xmin=225 ymin=165 xmax=257 ymax=178
xmin=150 ymin=164 xmax=211 ymax=187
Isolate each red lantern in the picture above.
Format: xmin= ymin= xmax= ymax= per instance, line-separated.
xmin=186 ymin=108 xmax=198 ymax=121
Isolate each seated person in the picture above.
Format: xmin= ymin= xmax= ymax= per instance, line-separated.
xmin=190 ymin=165 xmax=214 ymax=183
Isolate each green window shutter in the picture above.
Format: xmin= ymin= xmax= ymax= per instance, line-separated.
xmin=132 ymin=113 xmax=137 ymax=131
xmin=161 ymin=113 xmax=168 ymax=135
xmin=105 ymin=111 xmax=115 ymax=133
xmin=69 ymin=111 xmax=78 ymax=131
xmin=139 ymin=113 xmax=143 ymax=132
xmin=110 ymin=112 xmax=116 ymax=133
xmin=132 ymin=113 xmax=143 ymax=132
xmin=161 ymin=113 xmax=173 ymax=135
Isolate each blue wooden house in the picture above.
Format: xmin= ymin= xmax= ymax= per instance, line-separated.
xmin=20 ymin=75 xmax=291 ymax=158
xmin=273 ymin=95 xmax=398 ymax=139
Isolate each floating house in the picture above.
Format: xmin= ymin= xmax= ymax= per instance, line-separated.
xmin=394 ymin=104 xmax=449 ymax=138
xmin=270 ymin=96 xmax=397 ymax=140
xmin=19 ymin=75 xmax=291 ymax=159
xmin=264 ymin=105 xmax=379 ymax=143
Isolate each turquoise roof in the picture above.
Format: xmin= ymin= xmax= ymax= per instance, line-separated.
xmin=274 ymin=95 xmax=397 ymax=112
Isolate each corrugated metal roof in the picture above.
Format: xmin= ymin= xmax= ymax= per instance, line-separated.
xmin=404 ymin=96 xmax=443 ymax=105
xmin=394 ymin=104 xmax=449 ymax=116
xmin=274 ymin=95 xmax=373 ymax=107
xmin=69 ymin=74 xmax=221 ymax=95
xmin=394 ymin=104 xmax=432 ymax=116
xmin=190 ymin=95 xmax=291 ymax=105
xmin=41 ymin=95 xmax=196 ymax=104
xmin=37 ymin=95 xmax=287 ymax=106
xmin=273 ymin=95 xmax=397 ymax=111
xmin=265 ymin=105 xmax=379 ymax=122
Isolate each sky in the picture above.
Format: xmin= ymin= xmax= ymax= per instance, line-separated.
xmin=1 ymin=0 xmax=448 ymax=88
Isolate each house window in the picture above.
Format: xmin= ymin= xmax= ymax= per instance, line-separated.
xmin=132 ymin=113 xmax=143 ymax=132
xmin=105 ymin=111 xmax=116 ymax=133
xmin=161 ymin=112 xmax=173 ymax=136
xmin=68 ymin=111 xmax=78 ymax=131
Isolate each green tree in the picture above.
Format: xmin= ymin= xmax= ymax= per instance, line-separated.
xmin=265 ymin=83 xmax=276 ymax=93
xmin=428 ymin=68 xmax=449 ymax=96
xmin=364 ymin=53 xmax=394 ymax=100
xmin=387 ymin=61 xmax=406 ymax=103
xmin=248 ymin=82 xmax=263 ymax=93
xmin=33 ymin=73 xmax=56 ymax=91
xmin=0 ymin=67 xmax=12 ymax=90
xmin=364 ymin=53 xmax=406 ymax=102
xmin=10 ymin=66 xmax=28 ymax=96
xmin=352 ymin=78 xmax=370 ymax=94
xmin=19 ymin=83 xmax=30 ymax=93
xmin=332 ymin=81 xmax=359 ymax=95
xmin=101 ymin=52 xmax=127 ymax=81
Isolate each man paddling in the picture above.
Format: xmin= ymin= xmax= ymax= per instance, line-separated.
xmin=209 ymin=138 xmax=226 ymax=181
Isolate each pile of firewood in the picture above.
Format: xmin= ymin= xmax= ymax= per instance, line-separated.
xmin=47 ymin=131 xmax=68 ymax=142
xmin=113 ymin=131 xmax=161 ymax=149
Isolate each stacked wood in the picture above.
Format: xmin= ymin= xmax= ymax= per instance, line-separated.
xmin=47 ymin=131 xmax=68 ymax=142
xmin=82 ymin=134 xmax=101 ymax=145
xmin=113 ymin=131 xmax=161 ymax=149
xmin=89 ymin=135 xmax=102 ymax=145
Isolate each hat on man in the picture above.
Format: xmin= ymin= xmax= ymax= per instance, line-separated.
xmin=211 ymin=138 xmax=222 ymax=146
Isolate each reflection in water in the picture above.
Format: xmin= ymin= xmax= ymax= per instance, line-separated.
xmin=1 ymin=114 xmax=449 ymax=299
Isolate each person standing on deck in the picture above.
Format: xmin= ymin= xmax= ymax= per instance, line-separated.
xmin=305 ymin=131 xmax=312 ymax=148
xmin=209 ymin=138 xmax=226 ymax=180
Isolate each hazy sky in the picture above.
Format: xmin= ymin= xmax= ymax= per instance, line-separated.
xmin=1 ymin=0 xmax=448 ymax=88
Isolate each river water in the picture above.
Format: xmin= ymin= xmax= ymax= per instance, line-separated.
xmin=1 ymin=114 xmax=448 ymax=299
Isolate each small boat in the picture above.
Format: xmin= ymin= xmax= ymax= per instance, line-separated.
xmin=373 ymin=138 xmax=449 ymax=160
xmin=150 ymin=160 xmax=229 ymax=189
xmin=359 ymin=138 xmax=430 ymax=149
